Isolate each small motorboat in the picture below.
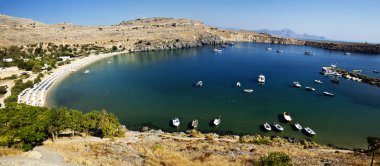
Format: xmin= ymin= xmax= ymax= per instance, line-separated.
xmin=331 ymin=76 xmax=339 ymax=84
xmin=293 ymin=81 xmax=301 ymax=88
xmin=263 ymin=122 xmax=272 ymax=131
xmin=191 ymin=119 xmax=198 ymax=129
xmin=221 ymin=44 xmax=227 ymax=48
xmin=331 ymin=63 xmax=337 ymax=68
xmin=213 ymin=118 xmax=221 ymax=126
xmin=195 ymin=81 xmax=203 ymax=87
xmin=304 ymin=51 xmax=315 ymax=55
xmin=314 ymin=80 xmax=322 ymax=84
xmin=373 ymin=70 xmax=379 ymax=73
xmin=294 ymin=123 xmax=302 ymax=131
xmin=228 ymin=42 xmax=234 ymax=46
xmin=258 ymin=75 xmax=265 ymax=84
xmin=352 ymin=70 xmax=362 ymax=73
xmin=304 ymin=127 xmax=316 ymax=136
xmin=84 ymin=70 xmax=90 ymax=74
xmin=273 ymin=122 xmax=284 ymax=131
xmin=344 ymin=52 xmax=351 ymax=55
xmin=172 ymin=118 xmax=180 ymax=127
xmin=243 ymin=89 xmax=254 ymax=93
xmin=236 ymin=82 xmax=241 ymax=87
xmin=323 ymin=92 xmax=334 ymax=96
xmin=213 ymin=48 xmax=222 ymax=53
xmin=276 ymin=49 xmax=284 ymax=53
xmin=266 ymin=47 xmax=272 ymax=51
xmin=283 ymin=112 xmax=292 ymax=122
xmin=305 ymin=86 xmax=315 ymax=91
xmin=107 ymin=61 xmax=112 ymax=63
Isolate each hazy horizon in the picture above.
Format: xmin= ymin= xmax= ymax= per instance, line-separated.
xmin=1 ymin=0 xmax=379 ymax=43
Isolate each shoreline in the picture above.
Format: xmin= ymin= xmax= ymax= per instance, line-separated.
xmin=44 ymin=51 xmax=130 ymax=107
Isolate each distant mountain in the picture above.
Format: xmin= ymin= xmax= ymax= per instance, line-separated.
xmin=254 ymin=29 xmax=326 ymax=41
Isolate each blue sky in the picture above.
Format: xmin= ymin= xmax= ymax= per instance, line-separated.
xmin=1 ymin=0 xmax=379 ymax=43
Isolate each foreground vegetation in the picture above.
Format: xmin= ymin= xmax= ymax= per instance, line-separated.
xmin=0 ymin=103 xmax=124 ymax=150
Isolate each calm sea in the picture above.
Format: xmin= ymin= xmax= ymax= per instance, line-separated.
xmin=48 ymin=42 xmax=380 ymax=148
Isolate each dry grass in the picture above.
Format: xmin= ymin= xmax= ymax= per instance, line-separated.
xmin=0 ymin=147 xmax=23 ymax=157
xmin=40 ymin=132 xmax=374 ymax=166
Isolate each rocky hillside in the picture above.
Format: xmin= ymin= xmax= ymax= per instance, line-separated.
xmin=1 ymin=14 xmax=379 ymax=54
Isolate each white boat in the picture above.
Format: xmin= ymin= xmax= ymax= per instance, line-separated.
xmin=320 ymin=67 xmax=335 ymax=75
xmin=314 ymin=80 xmax=322 ymax=84
xmin=263 ymin=122 xmax=272 ymax=131
xmin=228 ymin=42 xmax=234 ymax=46
xmin=276 ymin=49 xmax=284 ymax=53
xmin=172 ymin=118 xmax=180 ymax=127
xmin=273 ymin=122 xmax=284 ymax=131
xmin=304 ymin=51 xmax=315 ymax=55
xmin=236 ymin=82 xmax=241 ymax=87
xmin=84 ymin=70 xmax=90 ymax=74
xmin=304 ymin=127 xmax=316 ymax=135
xmin=213 ymin=118 xmax=221 ymax=126
xmin=266 ymin=47 xmax=272 ymax=51
xmin=213 ymin=48 xmax=222 ymax=53
xmin=195 ymin=81 xmax=203 ymax=87
xmin=323 ymin=92 xmax=334 ymax=96
xmin=243 ymin=89 xmax=254 ymax=93
xmin=191 ymin=119 xmax=198 ymax=128
xmin=258 ymin=75 xmax=265 ymax=84
xmin=107 ymin=61 xmax=112 ymax=63
xmin=344 ymin=52 xmax=351 ymax=55
xmin=293 ymin=81 xmax=301 ymax=88
xmin=283 ymin=112 xmax=292 ymax=122
xmin=331 ymin=63 xmax=337 ymax=68
xmin=294 ymin=123 xmax=302 ymax=130
xmin=373 ymin=70 xmax=379 ymax=73
xmin=305 ymin=86 xmax=315 ymax=91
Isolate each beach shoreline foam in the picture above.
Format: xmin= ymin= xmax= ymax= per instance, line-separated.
xmin=17 ymin=51 xmax=128 ymax=108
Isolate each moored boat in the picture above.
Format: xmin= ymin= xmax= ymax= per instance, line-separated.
xmin=258 ymin=75 xmax=265 ymax=84
xmin=213 ymin=48 xmax=222 ymax=53
xmin=305 ymin=86 xmax=315 ymax=91
xmin=243 ymin=89 xmax=254 ymax=93
xmin=195 ymin=81 xmax=203 ymax=87
xmin=373 ymin=70 xmax=379 ymax=73
xmin=304 ymin=127 xmax=316 ymax=136
xmin=331 ymin=76 xmax=339 ymax=84
xmin=294 ymin=123 xmax=302 ymax=131
xmin=172 ymin=118 xmax=180 ymax=127
xmin=344 ymin=52 xmax=351 ymax=55
xmin=213 ymin=118 xmax=221 ymax=126
xmin=293 ymin=81 xmax=301 ymax=88
xmin=263 ymin=122 xmax=271 ymax=131
xmin=236 ymin=82 xmax=241 ymax=87
xmin=84 ymin=69 xmax=90 ymax=74
xmin=314 ymin=80 xmax=323 ymax=84
xmin=276 ymin=49 xmax=284 ymax=53
xmin=283 ymin=112 xmax=292 ymax=122
xmin=266 ymin=47 xmax=272 ymax=51
xmin=191 ymin=119 xmax=198 ymax=128
xmin=323 ymin=92 xmax=334 ymax=96
xmin=273 ymin=122 xmax=284 ymax=131
xmin=304 ymin=51 xmax=315 ymax=55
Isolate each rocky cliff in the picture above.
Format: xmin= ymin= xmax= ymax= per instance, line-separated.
xmin=0 ymin=15 xmax=379 ymax=54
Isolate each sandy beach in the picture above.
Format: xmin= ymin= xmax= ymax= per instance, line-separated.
xmin=17 ymin=51 xmax=128 ymax=107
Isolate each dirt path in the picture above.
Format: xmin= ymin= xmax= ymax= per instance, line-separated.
xmin=0 ymin=146 xmax=79 ymax=166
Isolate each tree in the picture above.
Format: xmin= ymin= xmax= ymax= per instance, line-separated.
xmin=0 ymin=86 xmax=7 ymax=94
xmin=112 ymin=45 xmax=118 ymax=51
xmin=259 ymin=152 xmax=292 ymax=166
xmin=367 ymin=137 xmax=380 ymax=166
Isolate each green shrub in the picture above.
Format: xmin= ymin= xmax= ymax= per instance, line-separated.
xmin=0 ymin=86 xmax=7 ymax=94
xmin=259 ymin=152 xmax=292 ymax=166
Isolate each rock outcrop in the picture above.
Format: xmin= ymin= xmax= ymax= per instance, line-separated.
xmin=0 ymin=15 xmax=379 ymax=54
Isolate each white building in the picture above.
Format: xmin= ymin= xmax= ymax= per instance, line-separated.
xmin=2 ymin=58 xmax=13 ymax=62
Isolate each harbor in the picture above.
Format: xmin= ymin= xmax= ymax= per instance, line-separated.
xmin=47 ymin=42 xmax=380 ymax=149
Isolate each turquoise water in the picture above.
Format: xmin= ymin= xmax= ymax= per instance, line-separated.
xmin=48 ymin=42 xmax=380 ymax=148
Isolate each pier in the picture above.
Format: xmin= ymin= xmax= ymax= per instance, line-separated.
xmin=322 ymin=67 xmax=380 ymax=87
